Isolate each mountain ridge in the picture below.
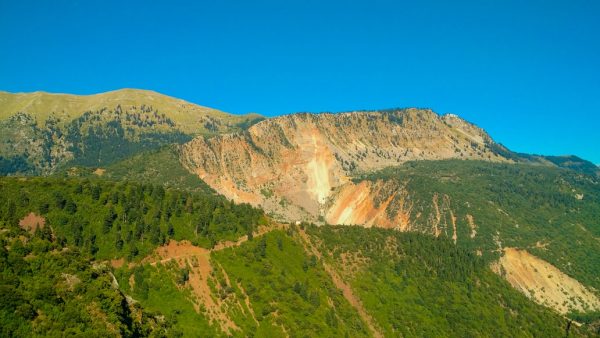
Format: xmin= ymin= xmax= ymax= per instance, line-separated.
xmin=0 ymin=88 xmax=263 ymax=134
xmin=2 ymin=89 xmax=600 ymax=335
xmin=180 ymin=108 xmax=513 ymax=223
xmin=0 ymin=89 xmax=264 ymax=174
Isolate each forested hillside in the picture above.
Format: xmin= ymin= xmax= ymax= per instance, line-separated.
xmin=0 ymin=227 xmax=170 ymax=336
xmin=64 ymin=145 xmax=215 ymax=194
xmin=1 ymin=92 xmax=599 ymax=336
xmin=0 ymin=177 xmax=265 ymax=258
xmin=1 ymin=176 xmax=596 ymax=336
xmin=306 ymin=225 xmax=588 ymax=337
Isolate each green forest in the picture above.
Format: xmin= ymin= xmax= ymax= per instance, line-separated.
xmin=307 ymin=225 xmax=581 ymax=337
xmin=0 ymin=177 xmax=265 ymax=260
xmin=1 ymin=175 xmax=597 ymax=336
xmin=358 ymin=160 xmax=600 ymax=291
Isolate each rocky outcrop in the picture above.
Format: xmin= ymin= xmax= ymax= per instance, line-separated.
xmin=181 ymin=109 xmax=511 ymax=224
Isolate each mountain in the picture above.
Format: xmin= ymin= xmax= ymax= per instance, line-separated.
xmin=0 ymin=89 xmax=261 ymax=134
xmin=2 ymin=89 xmax=600 ymax=336
xmin=180 ymin=109 xmax=512 ymax=222
xmin=178 ymin=108 xmax=600 ymax=316
xmin=0 ymin=89 xmax=263 ymax=175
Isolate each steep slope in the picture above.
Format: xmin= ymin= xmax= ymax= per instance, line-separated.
xmin=493 ymin=248 xmax=600 ymax=314
xmin=305 ymin=225 xmax=591 ymax=337
xmin=0 ymin=89 xmax=263 ymax=174
xmin=181 ymin=109 xmax=511 ymax=221
xmin=351 ymin=160 xmax=600 ymax=315
xmin=65 ymin=145 xmax=216 ymax=194
xmin=180 ymin=110 xmax=600 ymax=316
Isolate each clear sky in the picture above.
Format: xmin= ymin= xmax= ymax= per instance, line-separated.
xmin=1 ymin=0 xmax=599 ymax=163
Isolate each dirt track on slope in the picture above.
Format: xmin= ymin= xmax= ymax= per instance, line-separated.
xmin=140 ymin=224 xmax=283 ymax=333
xmin=297 ymin=228 xmax=384 ymax=338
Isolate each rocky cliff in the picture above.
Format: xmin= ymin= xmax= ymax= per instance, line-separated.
xmin=181 ymin=108 xmax=511 ymax=223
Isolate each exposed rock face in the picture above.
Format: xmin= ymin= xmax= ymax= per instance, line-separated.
xmin=324 ymin=180 xmax=412 ymax=230
xmin=181 ymin=109 xmax=511 ymax=224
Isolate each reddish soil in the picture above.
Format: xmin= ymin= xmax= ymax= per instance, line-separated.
xmin=19 ymin=212 xmax=46 ymax=233
xmin=144 ymin=240 xmax=239 ymax=333
xmin=140 ymin=224 xmax=286 ymax=334
xmin=325 ymin=180 xmax=412 ymax=230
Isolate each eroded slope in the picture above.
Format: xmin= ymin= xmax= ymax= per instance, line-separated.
xmin=181 ymin=109 xmax=509 ymax=222
xmin=493 ymin=248 xmax=600 ymax=314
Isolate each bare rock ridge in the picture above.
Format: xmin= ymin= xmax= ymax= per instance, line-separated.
xmin=181 ymin=109 xmax=511 ymax=224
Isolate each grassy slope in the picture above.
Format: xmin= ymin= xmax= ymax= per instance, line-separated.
xmin=112 ymin=230 xmax=371 ymax=337
xmin=0 ymin=89 xmax=262 ymax=134
xmin=115 ymin=263 xmax=219 ymax=337
xmin=0 ymin=89 xmax=264 ymax=174
xmin=212 ymin=230 xmax=370 ymax=337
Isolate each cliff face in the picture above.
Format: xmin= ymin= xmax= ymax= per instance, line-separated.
xmin=181 ymin=108 xmax=511 ymax=223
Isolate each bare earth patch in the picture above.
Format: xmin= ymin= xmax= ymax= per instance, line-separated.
xmin=325 ymin=180 xmax=412 ymax=230
xmin=144 ymin=240 xmax=239 ymax=334
xmin=466 ymin=214 xmax=477 ymax=238
xmin=139 ymin=226 xmax=283 ymax=334
xmin=93 ymin=168 xmax=106 ymax=176
xmin=110 ymin=258 xmax=125 ymax=269
xmin=493 ymin=248 xmax=600 ymax=314
xmin=19 ymin=212 xmax=46 ymax=234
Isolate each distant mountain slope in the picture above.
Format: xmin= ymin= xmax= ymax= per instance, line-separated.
xmin=64 ymin=145 xmax=216 ymax=194
xmin=539 ymin=155 xmax=599 ymax=176
xmin=0 ymin=89 xmax=261 ymax=134
xmin=180 ymin=110 xmax=600 ymax=316
xmin=0 ymin=89 xmax=263 ymax=174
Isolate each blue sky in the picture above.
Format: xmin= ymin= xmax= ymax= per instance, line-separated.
xmin=1 ymin=0 xmax=599 ymax=163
